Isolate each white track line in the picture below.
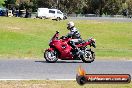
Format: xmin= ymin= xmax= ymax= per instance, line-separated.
xmin=127 ymin=60 xmax=132 ymax=61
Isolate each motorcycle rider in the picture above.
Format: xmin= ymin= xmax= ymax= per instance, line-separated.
xmin=66 ymin=21 xmax=83 ymax=56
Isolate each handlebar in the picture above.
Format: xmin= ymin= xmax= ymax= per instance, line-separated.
xmin=88 ymin=38 xmax=96 ymax=48
xmin=60 ymin=36 xmax=69 ymax=40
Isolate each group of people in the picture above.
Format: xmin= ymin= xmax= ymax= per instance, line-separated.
xmin=11 ymin=8 xmax=31 ymax=18
xmin=0 ymin=7 xmax=31 ymax=18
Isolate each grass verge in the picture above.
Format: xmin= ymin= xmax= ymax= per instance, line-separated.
xmin=0 ymin=17 xmax=132 ymax=59
xmin=0 ymin=80 xmax=132 ymax=88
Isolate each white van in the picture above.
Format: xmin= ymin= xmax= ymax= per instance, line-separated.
xmin=37 ymin=8 xmax=64 ymax=20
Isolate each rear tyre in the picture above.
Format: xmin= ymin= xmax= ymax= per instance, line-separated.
xmin=81 ymin=49 xmax=95 ymax=63
xmin=44 ymin=50 xmax=58 ymax=63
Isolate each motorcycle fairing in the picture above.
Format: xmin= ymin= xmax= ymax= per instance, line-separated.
xmin=49 ymin=39 xmax=73 ymax=59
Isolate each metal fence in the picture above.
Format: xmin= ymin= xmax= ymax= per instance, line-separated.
xmin=67 ymin=14 xmax=131 ymax=18
xmin=31 ymin=13 xmax=131 ymax=18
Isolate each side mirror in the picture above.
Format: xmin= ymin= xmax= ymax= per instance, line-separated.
xmin=56 ymin=31 xmax=59 ymax=34
xmin=92 ymin=42 xmax=96 ymax=48
xmin=88 ymin=38 xmax=96 ymax=48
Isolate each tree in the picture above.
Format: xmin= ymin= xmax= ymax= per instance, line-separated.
xmin=35 ymin=0 xmax=86 ymax=14
xmin=0 ymin=0 xmax=4 ymax=6
xmin=89 ymin=0 xmax=106 ymax=16
xmin=81 ymin=0 xmax=106 ymax=16
xmin=36 ymin=0 xmax=55 ymax=8
xmin=4 ymin=0 xmax=16 ymax=8
xmin=32 ymin=0 xmax=37 ymax=12
xmin=126 ymin=0 xmax=132 ymax=14
xmin=102 ymin=0 xmax=122 ymax=15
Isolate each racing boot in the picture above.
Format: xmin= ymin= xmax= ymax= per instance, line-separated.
xmin=74 ymin=48 xmax=84 ymax=56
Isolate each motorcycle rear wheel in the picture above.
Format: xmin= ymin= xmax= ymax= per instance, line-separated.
xmin=44 ymin=50 xmax=58 ymax=63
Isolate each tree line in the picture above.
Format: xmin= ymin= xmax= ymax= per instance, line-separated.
xmin=0 ymin=0 xmax=132 ymax=16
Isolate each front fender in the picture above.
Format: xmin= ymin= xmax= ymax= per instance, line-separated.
xmin=45 ymin=48 xmax=55 ymax=52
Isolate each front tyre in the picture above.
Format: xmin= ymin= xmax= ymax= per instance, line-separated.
xmin=44 ymin=50 xmax=58 ymax=63
xmin=81 ymin=50 xmax=95 ymax=63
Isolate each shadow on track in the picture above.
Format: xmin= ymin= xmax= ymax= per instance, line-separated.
xmin=35 ymin=60 xmax=84 ymax=63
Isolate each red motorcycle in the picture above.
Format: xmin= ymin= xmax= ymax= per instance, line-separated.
xmin=44 ymin=31 xmax=96 ymax=63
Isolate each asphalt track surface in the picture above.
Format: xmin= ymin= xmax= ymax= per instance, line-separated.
xmin=0 ymin=59 xmax=132 ymax=80
xmin=68 ymin=17 xmax=132 ymax=22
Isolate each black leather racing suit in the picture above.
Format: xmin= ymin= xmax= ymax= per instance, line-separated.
xmin=66 ymin=27 xmax=82 ymax=50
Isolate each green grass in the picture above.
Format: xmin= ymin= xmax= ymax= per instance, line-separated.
xmin=0 ymin=80 xmax=132 ymax=88
xmin=0 ymin=17 xmax=132 ymax=59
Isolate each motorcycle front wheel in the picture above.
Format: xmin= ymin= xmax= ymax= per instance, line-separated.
xmin=44 ymin=50 xmax=58 ymax=63
xmin=81 ymin=49 xmax=95 ymax=63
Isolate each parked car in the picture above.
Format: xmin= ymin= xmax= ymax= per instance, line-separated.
xmin=0 ymin=7 xmax=7 ymax=16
